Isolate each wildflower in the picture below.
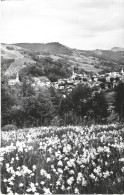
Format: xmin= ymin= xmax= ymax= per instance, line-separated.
xmin=82 ymin=177 xmax=87 ymax=186
xmin=53 ymin=168 xmax=57 ymax=173
xmin=0 ymin=156 xmax=4 ymax=164
xmin=67 ymin=176 xmax=74 ymax=186
xmin=119 ymin=158 xmax=124 ymax=162
xmin=16 ymin=171 xmax=21 ymax=176
xmin=51 ymin=164 xmax=54 ymax=169
xmin=56 ymin=180 xmax=61 ymax=186
xmin=6 ymin=163 xmax=9 ymax=168
xmin=46 ymin=174 xmax=51 ymax=179
xmin=89 ymin=173 xmax=96 ymax=180
xmin=61 ymin=184 xmax=65 ymax=191
xmin=26 ymin=188 xmax=32 ymax=192
xmin=19 ymin=183 xmax=23 ymax=187
xmin=121 ymin=167 xmax=124 ymax=172
xmin=47 ymin=157 xmax=51 ymax=162
xmin=57 ymin=168 xmax=63 ymax=174
xmin=7 ymin=187 xmax=11 ymax=193
xmin=29 ymin=182 xmax=37 ymax=192
xmin=75 ymin=188 xmax=79 ymax=194
xmin=40 ymin=169 xmax=47 ymax=176
xmin=40 ymin=181 xmax=45 ymax=185
xmin=43 ymin=187 xmax=52 ymax=194
xmin=58 ymin=160 xmax=63 ymax=166
xmin=9 ymin=181 xmax=14 ymax=186
xmin=77 ymin=172 xmax=82 ymax=183
xmin=69 ymin=169 xmax=75 ymax=174
xmin=32 ymin=165 xmax=37 ymax=171
xmin=15 ymin=156 xmax=19 ymax=161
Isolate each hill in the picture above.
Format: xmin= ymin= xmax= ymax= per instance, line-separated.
xmin=1 ymin=42 xmax=124 ymax=78
xmin=14 ymin=42 xmax=71 ymax=54
xmin=111 ymin=47 xmax=124 ymax=52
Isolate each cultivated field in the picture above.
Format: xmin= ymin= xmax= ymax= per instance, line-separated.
xmin=1 ymin=124 xmax=124 ymax=194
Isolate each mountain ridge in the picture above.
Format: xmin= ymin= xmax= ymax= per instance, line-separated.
xmin=14 ymin=42 xmax=72 ymax=54
xmin=1 ymin=42 xmax=124 ymax=78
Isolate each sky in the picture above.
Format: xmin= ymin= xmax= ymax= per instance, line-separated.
xmin=0 ymin=0 xmax=124 ymax=50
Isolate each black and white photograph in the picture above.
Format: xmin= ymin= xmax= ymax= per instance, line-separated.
xmin=0 ymin=0 xmax=124 ymax=194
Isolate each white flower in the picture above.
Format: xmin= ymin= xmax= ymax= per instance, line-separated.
xmin=40 ymin=169 xmax=47 ymax=176
xmin=32 ymin=165 xmax=37 ymax=171
xmin=69 ymin=169 xmax=75 ymax=174
xmin=7 ymin=187 xmax=11 ymax=193
xmin=119 ymin=158 xmax=124 ymax=162
xmin=67 ymin=176 xmax=74 ymax=186
xmin=57 ymin=168 xmax=63 ymax=174
xmin=29 ymin=182 xmax=36 ymax=192
xmin=40 ymin=180 xmax=45 ymax=185
xmin=56 ymin=180 xmax=61 ymax=186
xmin=121 ymin=167 xmax=124 ymax=172
xmin=26 ymin=188 xmax=32 ymax=192
xmin=51 ymin=164 xmax=54 ymax=169
xmin=53 ymin=168 xmax=57 ymax=173
xmin=0 ymin=156 xmax=4 ymax=164
xmin=6 ymin=163 xmax=9 ymax=168
xmin=58 ymin=160 xmax=63 ymax=166
xmin=43 ymin=187 xmax=52 ymax=194
xmin=75 ymin=188 xmax=79 ymax=194
xmin=61 ymin=184 xmax=65 ymax=190
xmin=82 ymin=177 xmax=87 ymax=186
xmin=19 ymin=183 xmax=23 ymax=187
xmin=47 ymin=157 xmax=51 ymax=162
xmin=15 ymin=156 xmax=19 ymax=161
xmin=9 ymin=181 xmax=14 ymax=186
xmin=16 ymin=171 xmax=21 ymax=176
xmin=3 ymin=178 xmax=7 ymax=182
xmin=46 ymin=174 xmax=51 ymax=179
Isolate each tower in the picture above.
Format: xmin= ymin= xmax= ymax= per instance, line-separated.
xmin=121 ymin=68 xmax=124 ymax=74
xmin=16 ymin=72 xmax=20 ymax=83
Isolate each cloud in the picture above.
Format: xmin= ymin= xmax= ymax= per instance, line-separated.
xmin=1 ymin=0 xmax=124 ymax=49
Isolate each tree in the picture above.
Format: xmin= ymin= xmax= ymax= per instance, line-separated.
xmin=59 ymin=84 xmax=93 ymax=125
xmin=22 ymin=91 xmax=55 ymax=127
xmin=1 ymin=77 xmax=14 ymax=126
xmin=91 ymin=91 xmax=109 ymax=124
xmin=114 ymin=83 xmax=124 ymax=122
xmin=21 ymin=78 xmax=35 ymax=97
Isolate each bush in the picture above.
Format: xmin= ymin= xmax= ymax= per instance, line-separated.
xmin=6 ymin=46 xmax=14 ymax=50
xmin=2 ymin=124 xmax=18 ymax=131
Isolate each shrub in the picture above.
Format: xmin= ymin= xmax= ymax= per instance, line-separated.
xmin=6 ymin=46 xmax=14 ymax=50
xmin=2 ymin=124 xmax=18 ymax=131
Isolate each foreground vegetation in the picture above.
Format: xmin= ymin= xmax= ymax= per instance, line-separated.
xmin=1 ymin=124 xmax=124 ymax=194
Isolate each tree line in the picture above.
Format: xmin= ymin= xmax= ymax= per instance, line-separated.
xmin=1 ymin=76 xmax=124 ymax=129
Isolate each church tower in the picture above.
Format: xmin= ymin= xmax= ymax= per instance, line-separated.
xmin=121 ymin=68 xmax=124 ymax=74
xmin=15 ymin=72 xmax=20 ymax=83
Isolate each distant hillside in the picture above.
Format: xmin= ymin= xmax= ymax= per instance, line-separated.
xmin=14 ymin=42 xmax=72 ymax=54
xmin=82 ymin=49 xmax=124 ymax=65
xmin=1 ymin=42 xmax=124 ymax=78
xmin=111 ymin=47 xmax=124 ymax=52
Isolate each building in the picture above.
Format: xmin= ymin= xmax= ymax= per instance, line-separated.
xmin=8 ymin=72 xmax=20 ymax=86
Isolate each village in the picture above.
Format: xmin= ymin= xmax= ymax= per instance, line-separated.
xmin=8 ymin=67 xmax=124 ymax=95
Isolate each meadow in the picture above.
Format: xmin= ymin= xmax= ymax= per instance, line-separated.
xmin=1 ymin=124 xmax=124 ymax=194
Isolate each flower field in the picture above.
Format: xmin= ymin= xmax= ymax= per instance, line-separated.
xmin=1 ymin=124 xmax=124 ymax=194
